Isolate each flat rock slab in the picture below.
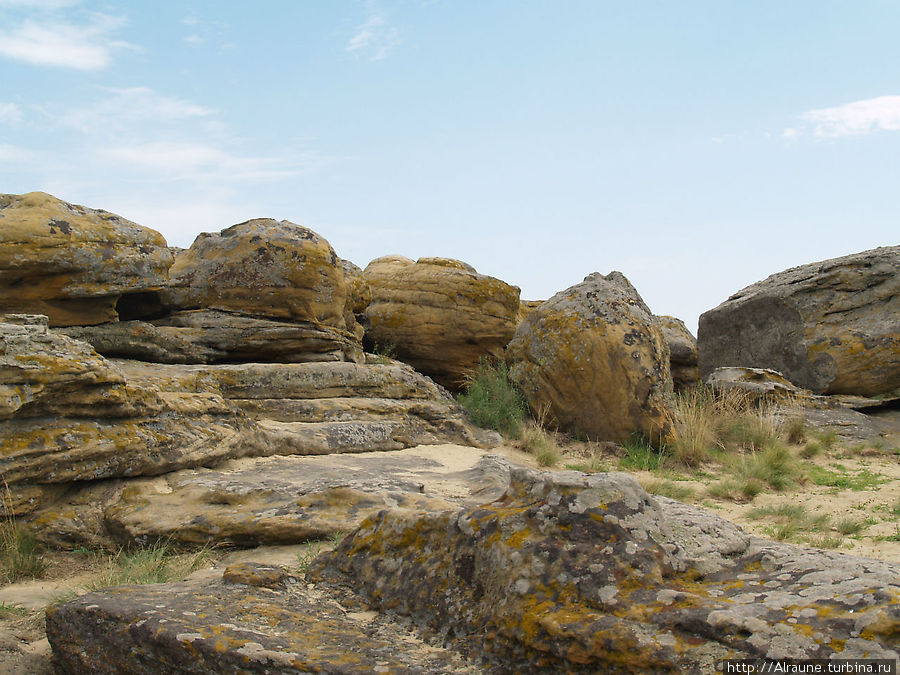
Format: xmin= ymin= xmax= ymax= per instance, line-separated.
xmin=28 ymin=446 xmax=511 ymax=549
xmin=46 ymin=563 xmax=479 ymax=674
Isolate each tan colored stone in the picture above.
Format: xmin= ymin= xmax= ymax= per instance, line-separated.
xmin=164 ymin=219 xmax=349 ymax=327
xmin=362 ymin=255 xmax=520 ymax=389
xmin=507 ymin=272 xmax=674 ymax=444
xmin=698 ymin=246 xmax=900 ymax=396
xmin=0 ymin=192 xmax=172 ymax=326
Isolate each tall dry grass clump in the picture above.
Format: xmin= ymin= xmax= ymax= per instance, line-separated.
xmin=1 ymin=484 xmax=46 ymax=583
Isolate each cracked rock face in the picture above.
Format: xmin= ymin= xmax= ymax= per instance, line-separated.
xmin=698 ymin=246 xmax=900 ymax=397
xmin=507 ymin=271 xmax=674 ymax=443
xmin=0 ymin=192 xmax=172 ymax=327
xmin=311 ymin=466 xmax=900 ymax=673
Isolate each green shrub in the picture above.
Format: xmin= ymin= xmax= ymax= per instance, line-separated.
xmin=457 ymin=359 xmax=528 ymax=438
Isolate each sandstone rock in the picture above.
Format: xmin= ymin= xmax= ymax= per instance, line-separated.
xmin=516 ymin=299 xmax=543 ymax=323
xmin=698 ymin=246 xmax=900 ymax=397
xmin=0 ymin=315 xmax=261 ymax=496
xmin=706 ymin=366 xmax=811 ymax=402
xmin=340 ymin=258 xmax=370 ymax=342
xmin=507 ymin=272 xmax=674 ymax=444
xmin=47 ymin=562 xmax=479 ymax=674
xmin=362 ymin=255 xmax=520 ymax=389
xmin=312 ymin=466 xmax=900 ymax=672
xmin=0 ymin=192 xmax=172 ymax=326
xmin=164 ymin=219 xmax=348 ymax=325
xmin=153 ymin=219 xmax=363 ymax=364
xmin=28 ymin=451 xmax=511 ymax=550
xmin=657 ymin=315 xmax=700 ymax=390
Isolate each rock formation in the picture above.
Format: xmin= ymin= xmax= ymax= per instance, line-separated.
xmin=2 ymin=312 xmax=496 ymax=518
xmin=362 ymin=255 xmax=520 ymax=389
xmin=698 ymin=246 xmax=900 ymax=397
xmin=46 ymin=464 xmax=900 ymax=672
xmin=657 ymin=315 xmax=699 ymax=390
xmin=312 ymin=466 xmax=900 ymax=670
xmin=507 ymin=271 xmax=674 ymax=444
xmin=0 ymin=192 xmax=172 ymax=326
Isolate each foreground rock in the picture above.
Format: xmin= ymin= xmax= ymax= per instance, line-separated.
xmin=313 ymin=466 xmax=900 ymax=671
xmin=507 ymin=272 xmax=674 ymax=443
xmin=27 ymin=449 xmax=510 ymax=550
xmin=657 ymin=315 xmax=699 ymax=390
xmin=698 ymin=246 xmax=900 ymax=397
xmin=362 ymin=255 xmax=520 ymax=389
xmin=0 ymin=192 xmax=172 ymax=326
xmin=47 ymin=562 xmax=479 ymax=674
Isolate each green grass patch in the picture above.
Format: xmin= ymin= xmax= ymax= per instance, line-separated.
xmin=87 ymin=539 xmax=213 ymax=590
xmin=0 ymin=601 xmax=27 ymax=618
xmin=1 ymin=522 xmax=46 ymax=584
xmin=618 ymin=433 xmax=667 ymax=472
xmin=457 ymin=358 xmax=528 ymax=438
xmin=805 ymin=465 xmax=887 ymax=491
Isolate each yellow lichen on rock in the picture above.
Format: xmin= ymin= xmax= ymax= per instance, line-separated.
xmin=507 ymin=271 xmax=674 ymax=444
xmin=0 ymin=192 xmax=172 ymax=326
xmin=362 ymin=255 xmax=521 ymax=389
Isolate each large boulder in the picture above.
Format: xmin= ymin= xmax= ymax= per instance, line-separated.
xmin=0 ymin=192 xmax=172 ymax=326
xmin=698 ymin=246 xmax=900 ymax=397
xmin=657 ymin=315 xmax=699 ymax=391
xmin=362 ymin=256 xmax=520 ymax=390
xmin=506 ymin=272 xmax=674 ymax=444
xmin=72 ymin=219 xmax=365 ymax=364
xmin=312 ymin=466 xmax=900 ymax=671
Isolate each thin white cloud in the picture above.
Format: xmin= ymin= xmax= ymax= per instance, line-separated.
xmin=96 ymin=141 xmax=304 ymax=182
xmin=0 ymin=14 xmax=133 ymax=69
xmin=60 ymin=87 xmax=215 ymax=135
xmin=797 ymin=96 xmax=900 ymax=138
xmin=0 ymin=102 xmax=23 ymax=124
xmin=346 ymin=13 xmax=398 ymax=60
xmin=0 ymin=0 xmax=78 ymax=7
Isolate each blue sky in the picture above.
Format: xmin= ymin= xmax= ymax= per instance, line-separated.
xmin=1 ymin=1 xmax=899 ymax=333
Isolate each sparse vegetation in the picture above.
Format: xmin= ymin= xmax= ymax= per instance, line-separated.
xmin=457 ymin=358 xmax=528 ymax=438
xmin=782 ymin=416 xmax=807 ymax=445
xmin=639 ymin=478 xmax=695 ymax=502
xmin=619 ymin=433 xmax=667 ymax=471
xmin=86 ymin=539 xmax=213 ymax=590
xmin=1 ymin=486 xmax=47 ymax=584
xmin=371 ymin=341 xmax=398 ymax=364
xmin=295 ymin=540 xmax=324 ymax=575
xmin=0 ymin=601 xmax=27 ymax=618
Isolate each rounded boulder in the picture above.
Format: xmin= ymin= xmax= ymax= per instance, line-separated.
xmin=507 ymin=271 xmax=674 ymax=444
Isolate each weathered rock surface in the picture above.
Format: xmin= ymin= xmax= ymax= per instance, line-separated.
xmin=657 ymin=315 xmax=699 ymax=390
xmin=706 ymin=366 xmax=811 ymax=402
xmin=27 ymin=449 xmax=511 ymax=550
xmin=3 ymin=315 xmax=495 ymax=517
xmin=137 ymin=219 xmax=365 ymax=364
xmin=698 ymin=246 xmax=900 ymax=397
xmin=507 ymin=271 xmax=674 ymax=444
xmin=0 ymin=316 xmax=262 ymax=509
xmin=47 ymin=562 xmax=480 ymax=674
xmin=362 ymin=255 xmax=520 ymax=389
xmin=312 ymin=466 xmax=900 ymax=672
xmin=0 ymin=192 xmax=172 ymax=327
xmin=340 ymin=258 xmax=370 ymax=341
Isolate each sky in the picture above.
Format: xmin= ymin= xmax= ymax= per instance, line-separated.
xmin=1 ymin=1 xmax=899 ymax=334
